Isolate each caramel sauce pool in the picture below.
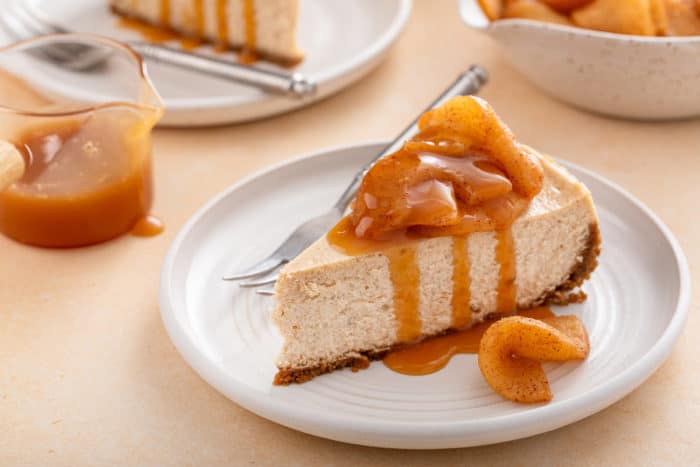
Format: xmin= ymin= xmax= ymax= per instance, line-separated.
xmin=383 ymin=307 xmax=555 ymax=375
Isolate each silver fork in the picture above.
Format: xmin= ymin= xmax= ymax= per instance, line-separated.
xmin=0 ymin=2 xmax=316 ymax=98
xmin=223 ymin=65 xmax=489 ymax=294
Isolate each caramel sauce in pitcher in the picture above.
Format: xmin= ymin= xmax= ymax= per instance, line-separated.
xmin=0 ymin=108 xmax=162 ymax=248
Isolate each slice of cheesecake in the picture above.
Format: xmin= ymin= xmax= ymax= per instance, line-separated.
xmin=271 ymin=96 xmax=600 ymax=384
xmin=110 ymin=0 xmax=303 ymax=64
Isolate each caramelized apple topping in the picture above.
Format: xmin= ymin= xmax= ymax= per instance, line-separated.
xmin=350 ymin=96 xmax=544 ymax=240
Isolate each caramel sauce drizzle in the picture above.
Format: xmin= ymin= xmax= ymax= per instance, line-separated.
xmin=193 ymin=0 xmax=204 ymax=37
xmin=387 ymin=246 xmax=422 ymax=343
xmin=451 ymin=237 xmax=471 ymax=329
xmin=216 ymin=0 xmax=229 ymax=50
xmin=495 ymin=229 xmax=517 ymax=313
xmin=383 ymin=307 xmax=554 ymax=376
xmin=239 ymin=0 xmax=258 ymax=64
xmin=160 ymin=0 xmax=170 ymax=28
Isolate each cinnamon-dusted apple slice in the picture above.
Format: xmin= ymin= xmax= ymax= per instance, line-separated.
xmin=650 ymin=0 xmax=669 ymax=35
xmin=0 ymin=141 xmax=25 ymax=192
xmin=503 ymin=0 xmax=574 ymax=26
xmin=571 ymin=0 xmax=657 ymax=36
xmin=478 ymin=315 xmax=590 ymax=403
xmin=479 ymin=0 xmax=504 ymax=20
xmin=664 ymin=0 xmax=700 ymax=36
xmin=538 ymin=0 xmax=594 ymax=13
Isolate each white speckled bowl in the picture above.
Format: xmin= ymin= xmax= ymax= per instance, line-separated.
xmin=459 ymin=0 xmax=700 ymax=120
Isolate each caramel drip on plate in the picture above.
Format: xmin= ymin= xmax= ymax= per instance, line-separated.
xmin=451 ymin=236 xmax=471 ymax=328
xmin=116 ymin=17 xmax=175 ymax=43
xmin=383 ymin=307 xmax=554 ymax=376
xmin=239 ymin=0 xmax=258 ymax=64
xmin=495 ymin=228 xmax=517 ymax=313
xmin=160 ymin=0 xmax=170 ymax=28
xmin=387 ymin=246 xmax=422 ymax=343
xmin=131 ymin=215 xmax=165 ymax=237
xmin=117 ymin=5 xmax=202 ymax=50
xmin=216 ymin=0 xmax=229 ymax=50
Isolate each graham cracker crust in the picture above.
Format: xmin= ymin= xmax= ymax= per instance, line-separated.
xmin=274 ymin=351 xmax=384 ymax=385
xmin=540 ymin=223 xmax=602 ymax=307
xmin=274 ymin=223 xmax=602 ymax=386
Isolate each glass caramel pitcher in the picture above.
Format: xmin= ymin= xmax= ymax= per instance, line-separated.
xmin=0 ymin=34 xmax=164 ymax=248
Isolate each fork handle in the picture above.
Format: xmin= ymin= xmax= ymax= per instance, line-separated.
xmin=130 ymin=43 xmax=317 ymax=99
xmin=332 ymin=65 xmax=489 ymax=213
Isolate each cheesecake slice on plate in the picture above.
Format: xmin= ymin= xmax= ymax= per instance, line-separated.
xmin=109 ymin=0 xmax=304 ymax=64
xmin=272 ymin=96 xmax=600 ymax=384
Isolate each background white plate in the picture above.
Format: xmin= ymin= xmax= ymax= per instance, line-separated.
xmin=160 ymin=142 xmax=690 ymax=449
xmin=15 ymin=0 xmax=411 ymax=126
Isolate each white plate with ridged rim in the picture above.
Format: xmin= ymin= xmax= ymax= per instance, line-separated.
xmin=160 ymin=141 xmax=690 ymax=449
xmin=8 ymin=0 xmax=411 ymax=126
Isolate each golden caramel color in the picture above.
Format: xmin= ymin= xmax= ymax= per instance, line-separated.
xmin=650 ymin=0 xmax=670 ymax=34
xmin=349 ymin=96 xmax=543 ymax=241
xmin=383 ymin=307 xmax=555 ymax=376
xmin=484 ymin=0 xmax=700 ymax=36
xmin=0 ymin=111 xmax=157 ymax=248
xmin=665 ymin=0 xmax=700 ymax=35
xmin=572 ymin=0 xmax=656 ymax=35
xmin=478 ymin=315 xmax=589 ymax=403
xmin=479 ymin=0 xmax=504 ymax=20
xmin=539 ymin=0 xmax=593 ymax=11
xmin=388 ymin=246 xmax=422 ymax=343
xmin=117 ymin=16 xmax=203 ymax=51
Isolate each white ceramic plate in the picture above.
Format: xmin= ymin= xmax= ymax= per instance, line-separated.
xmin=160 ymin=142 xmax=690 ymax=449
xmin=12 ymin=0 xmax=411 ymax=126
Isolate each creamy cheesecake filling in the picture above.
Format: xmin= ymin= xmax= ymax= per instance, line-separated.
xmin=451 ymin=236 xmax=471 ymax=328
xmin=272 ymin=97 xmax=600 ymax=384
xmin=274 ymin=184 xmax=599 ymax=383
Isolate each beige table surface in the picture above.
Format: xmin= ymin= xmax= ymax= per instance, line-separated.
xmin=2 ymin=1 xmax=699 ymax=465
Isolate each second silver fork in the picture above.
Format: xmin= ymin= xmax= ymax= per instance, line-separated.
xmin=0 ymin=2 xmax=316 ymax=98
